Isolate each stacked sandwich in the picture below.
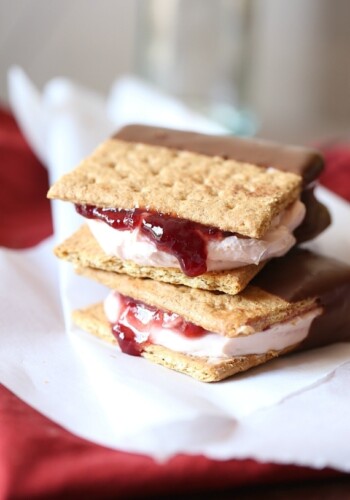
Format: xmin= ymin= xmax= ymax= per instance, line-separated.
xmin=48 ymin=125 xmax=350 ymax=382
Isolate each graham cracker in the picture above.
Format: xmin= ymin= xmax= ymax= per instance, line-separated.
xmin=116 ymin=124 xmax=324 ymax=185
xmin=47 ymin=139 xmax=302 ymax=238
xmin=73 ymin=265 xmax=316 ymax=337
xmin=55 ymin=225 xmax=265 ymax=295
xmin=72 ymin=302 xmax=298 ymax=382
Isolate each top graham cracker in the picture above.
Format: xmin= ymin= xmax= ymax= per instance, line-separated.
xmin=47 ymin=138 xmax=302 ymax=238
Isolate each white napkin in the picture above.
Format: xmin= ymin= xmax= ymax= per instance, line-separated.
xmin=2 ymin=67 xmax=350 ymax=469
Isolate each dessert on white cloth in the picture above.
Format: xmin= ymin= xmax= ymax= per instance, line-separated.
xmin=2 ymin=66 xmax=350 ymax=468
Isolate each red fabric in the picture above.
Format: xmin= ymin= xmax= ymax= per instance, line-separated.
xmin=0 ymin=108 xmax=53 ymax=248
xmin=320 ymin=144 xmax=350 ymax=202
xmin=1 ymin=106 xmax=349 ymax=499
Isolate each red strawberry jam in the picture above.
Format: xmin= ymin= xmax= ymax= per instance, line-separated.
xmin=76 ymin=204 xmax=230 ymax=277
xmin=110 ymin=294 xmax=205 ymax=357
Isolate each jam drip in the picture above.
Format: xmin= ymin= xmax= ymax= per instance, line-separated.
xmin=76 ymin=204 xmax=229 ymax=277
xmin=110 ymin=294 xmax=206 ymax=357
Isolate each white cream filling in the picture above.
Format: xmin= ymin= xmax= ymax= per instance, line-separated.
xmin=88 ymin=200 xmax=305 ymax=271
xmin=104 ymin=291 xmax=322 ymax=359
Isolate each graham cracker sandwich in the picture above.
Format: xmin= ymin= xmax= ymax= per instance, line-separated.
xmin=48 ymin=125 xmax=329 ymax=294
xmin=71 ymin=249 xmax=350 ymax=382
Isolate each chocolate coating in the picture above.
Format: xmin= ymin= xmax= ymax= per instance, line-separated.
xmin=115 ymin=125 xmax=331 ymax=241
xmin=294 ymin=187 xmax=331 ymax=243
xmin=253 ymin=250 xmax=350 ymax=350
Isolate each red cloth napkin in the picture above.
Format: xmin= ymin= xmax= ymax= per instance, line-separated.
xmin=1 ymin=107 xmax=349 ymax=499
xmin=319 ymin=144 xmax=350 ymax=203
xmin=0 ymin=108 xmax=52 ymax=249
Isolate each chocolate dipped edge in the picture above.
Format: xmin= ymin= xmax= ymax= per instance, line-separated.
xmin=253 ymin=249 xmax=350 ymax=350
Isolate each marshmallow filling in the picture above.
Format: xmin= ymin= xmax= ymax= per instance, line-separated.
xmin=83 ymin=200 xmax=306 ymax=274
xmin=104 ymin=291 xmax=322 ymax=360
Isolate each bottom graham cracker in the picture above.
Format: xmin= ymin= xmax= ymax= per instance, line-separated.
xmin=72 ymin=302 xmax=296 ymax=382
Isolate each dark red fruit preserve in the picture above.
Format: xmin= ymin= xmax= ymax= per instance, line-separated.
xmin=110 ymin=294 xmax=206 ymax=357
xmin=75 ymin=204 xmax=229 ymax=277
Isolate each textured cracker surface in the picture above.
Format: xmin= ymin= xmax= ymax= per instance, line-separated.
xmin=73 ymin=303 xmax=298 ymax=382
xmin=73 ymin=265 xmax=315 ymax=337
xmin=48 ymin=139 xmax=301 ymax=238
xmin=55 ymin=225 xmax=265 ymax=295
